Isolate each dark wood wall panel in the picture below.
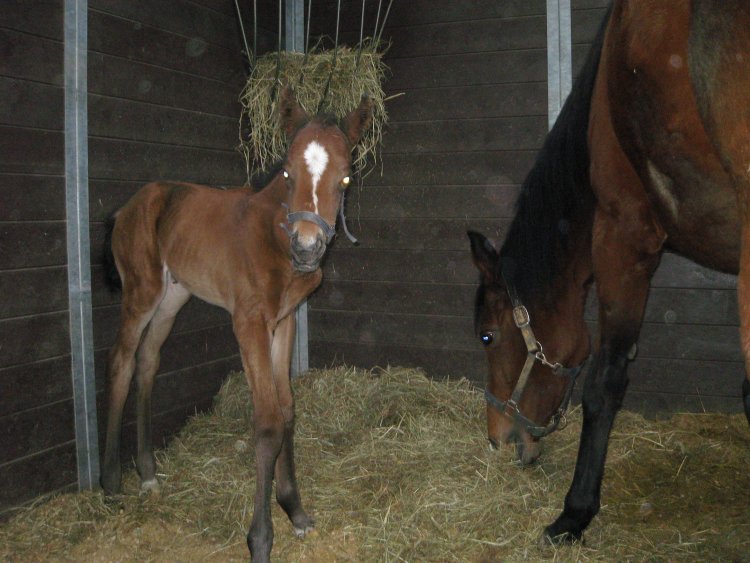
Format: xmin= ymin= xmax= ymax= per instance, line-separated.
xmin=308 ymin=0 xmax=745 ymax=418
xmin=308 ymin=2 xmax=549 ymax=398
xmin=0 ymin=0 xmax=248 ymax=514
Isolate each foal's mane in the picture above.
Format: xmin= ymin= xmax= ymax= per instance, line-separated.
xmin=498 ymin=6 xmax=611 ymax=304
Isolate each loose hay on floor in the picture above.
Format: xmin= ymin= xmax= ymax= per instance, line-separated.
xmin=2 ymin=366 xmax=749 ymax=561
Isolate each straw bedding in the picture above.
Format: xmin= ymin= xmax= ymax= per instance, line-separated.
xmin=2 ymin=366 xmax=749 ymax=561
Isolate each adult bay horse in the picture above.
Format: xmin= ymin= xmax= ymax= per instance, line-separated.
xmin=100 ymin=86 xmax=372 ymax=562
xmin=469 ymin=0 xmax=750 ymax=544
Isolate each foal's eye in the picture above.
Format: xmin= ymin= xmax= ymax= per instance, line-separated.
xmin=480 ymin=331 xmax=496 ymax=346
xmin=282 ymin=170 xmax=289 ymax=179
xmin=341 ymin=176 xmax=351 ymax=187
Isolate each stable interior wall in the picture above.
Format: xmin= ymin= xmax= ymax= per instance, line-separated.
xmin=0 ymin=0 xmax=253 ymax=513
xmin=308 ymin=0 xmax=745 ymax=415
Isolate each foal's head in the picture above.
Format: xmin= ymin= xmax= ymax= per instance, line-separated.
xmin=278 ymin=87 xmax=373 ymax=272
xmin=469 ymin=232 xmax=591 ymax=465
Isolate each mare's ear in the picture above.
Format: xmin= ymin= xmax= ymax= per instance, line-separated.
xmin=279 ymin=85 xmax=309 ymax=140
xmin=342 ymin=94 xmax=374 ymax=146
xmin=468 ymin=231 xmax=499 ymax=284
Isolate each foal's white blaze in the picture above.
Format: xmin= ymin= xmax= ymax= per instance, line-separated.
xmin=303 ymin=141 xmax=329 ymax=213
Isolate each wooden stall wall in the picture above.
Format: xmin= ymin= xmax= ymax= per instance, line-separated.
xmin=0 ymin=0 xmax=253 ymax=514
xmin=309 ymin=0 xmax=557 ymax=381
xmin=308 ymin=0 xmax=744 ymax=415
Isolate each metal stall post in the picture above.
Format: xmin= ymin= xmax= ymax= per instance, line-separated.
xmin=286 ymin=0 xmax=308 ymax=377
xmin=64 ymin=0 xmax=100 ymax=489
xmin=546 ymin=0 xmax=572 ymax=129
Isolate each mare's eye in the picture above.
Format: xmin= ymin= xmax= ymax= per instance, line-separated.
xmin=480 ymin=331 xmax=496 ymax=346
xmin=342 ymin=176 xmax=351 ymax=187
xmin=282 ymin=170 xmax=289 ymax=179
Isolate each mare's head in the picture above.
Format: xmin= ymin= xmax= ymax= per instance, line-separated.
xmin=278 ymin=86 xmax=373 ymax=272
xmin=468 ymin=231 xmax=592 ymax=464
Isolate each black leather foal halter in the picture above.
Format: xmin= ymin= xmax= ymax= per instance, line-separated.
xmin=484 ymin=275 xmax=589 ymax=439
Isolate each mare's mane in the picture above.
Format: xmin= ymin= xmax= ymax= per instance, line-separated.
xmin=497 ymin=5 xmax=612 ymax=304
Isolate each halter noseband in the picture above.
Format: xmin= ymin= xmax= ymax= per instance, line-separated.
xmin=282 ymin=191 xmax=358 ymax=245
xmin=484 ymin=274 xmax=590 ymax=439
xmin=286 ymin=210 xmax=336 ymax=243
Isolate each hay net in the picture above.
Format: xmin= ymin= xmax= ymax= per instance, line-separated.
xmin=238 ymin=41 xmax=390 ymax=181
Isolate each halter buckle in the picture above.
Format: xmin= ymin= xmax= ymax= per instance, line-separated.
xmin=512 ymin=305 xmax=531 ymax=328
xmin=504 ymin=398 xmax=519 ymax=416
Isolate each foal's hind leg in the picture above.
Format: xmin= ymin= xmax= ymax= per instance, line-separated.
xmin=271 ymin=313 xmax=314 ymax=537
xmin=101 ymin=275 xmax=165 ymax=494
xmin=134 ymin=277 xmax=191 ymax=492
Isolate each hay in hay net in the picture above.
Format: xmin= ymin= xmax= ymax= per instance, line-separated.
xmin=238 ymin=42 xmax=390 ymax=180
xmin=2 ymin=366 xmax=749 ymax=561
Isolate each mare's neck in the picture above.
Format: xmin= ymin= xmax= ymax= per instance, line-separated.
xmin=541 ymin=223 xmax=593 ymax=363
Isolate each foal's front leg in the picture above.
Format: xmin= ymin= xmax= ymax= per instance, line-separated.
xmin=271 ymin=313 xmax=314 ymax=536
xmin=234 ymin=314 xmax=285 ymax=562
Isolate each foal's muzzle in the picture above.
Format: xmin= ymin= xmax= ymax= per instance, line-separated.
xmin=283 ymin=209 xmax=335 ymax=272
xmin=290 ymin=232 xmax=326 ymax=272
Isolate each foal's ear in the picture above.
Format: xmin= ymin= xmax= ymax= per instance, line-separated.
xmin=279 ymin=85 xmax=309 ymax=139
xmin=468 ymin=230 xmax=499 ymax=283
xmin=342 ymin=94 xmax=374 ymax=146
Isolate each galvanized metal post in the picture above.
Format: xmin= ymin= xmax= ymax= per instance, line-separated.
xmin=286 ymin=0 xmax=308 ymax=377
xmin=546 ymin=0 xmax=572 ymax=129
xmin=64 ymin=0 xmax=100 ymax=489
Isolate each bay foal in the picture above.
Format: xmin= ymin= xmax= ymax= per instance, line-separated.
xmin=100 ymin=87 xmax=372 ymax=561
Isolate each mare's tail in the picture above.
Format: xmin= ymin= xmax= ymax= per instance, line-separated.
xmin=103 ymin=213 xmax=122 ymax=291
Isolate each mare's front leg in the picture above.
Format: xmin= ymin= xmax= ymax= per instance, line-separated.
xmin=234 ymin=313 xmax=285 ymax=563
xmin=271 ymin=313 xmax=315 ymax=536
xmin=544 ymin=200 xmax=664 ymax=543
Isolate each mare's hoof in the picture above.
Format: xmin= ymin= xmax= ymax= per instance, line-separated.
xmin=539 ymin=525 xmax=583 ymax=547
xmin=140 ymin=478 xmax=161 ymax=495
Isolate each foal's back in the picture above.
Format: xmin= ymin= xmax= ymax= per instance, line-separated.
xmin=112 ymin=179 xmax=287 ymax=312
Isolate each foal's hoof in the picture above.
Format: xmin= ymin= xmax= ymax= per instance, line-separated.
xmin=293 ymin=524 xmax=316 ymax=539
xmin=292 ymin=512 xmax=315 ymax=538
xmin=140 ymin=478 xmax=161 ymax=495
xmin=100 ymin=466 xmax=122 ymax=496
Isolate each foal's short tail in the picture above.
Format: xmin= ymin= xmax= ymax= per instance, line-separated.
xmin=103 ymin=212 xmax=122 ymax=292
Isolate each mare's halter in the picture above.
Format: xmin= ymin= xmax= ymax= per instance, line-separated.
xmin=484 ymin=274 xmax=589 ymax=439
